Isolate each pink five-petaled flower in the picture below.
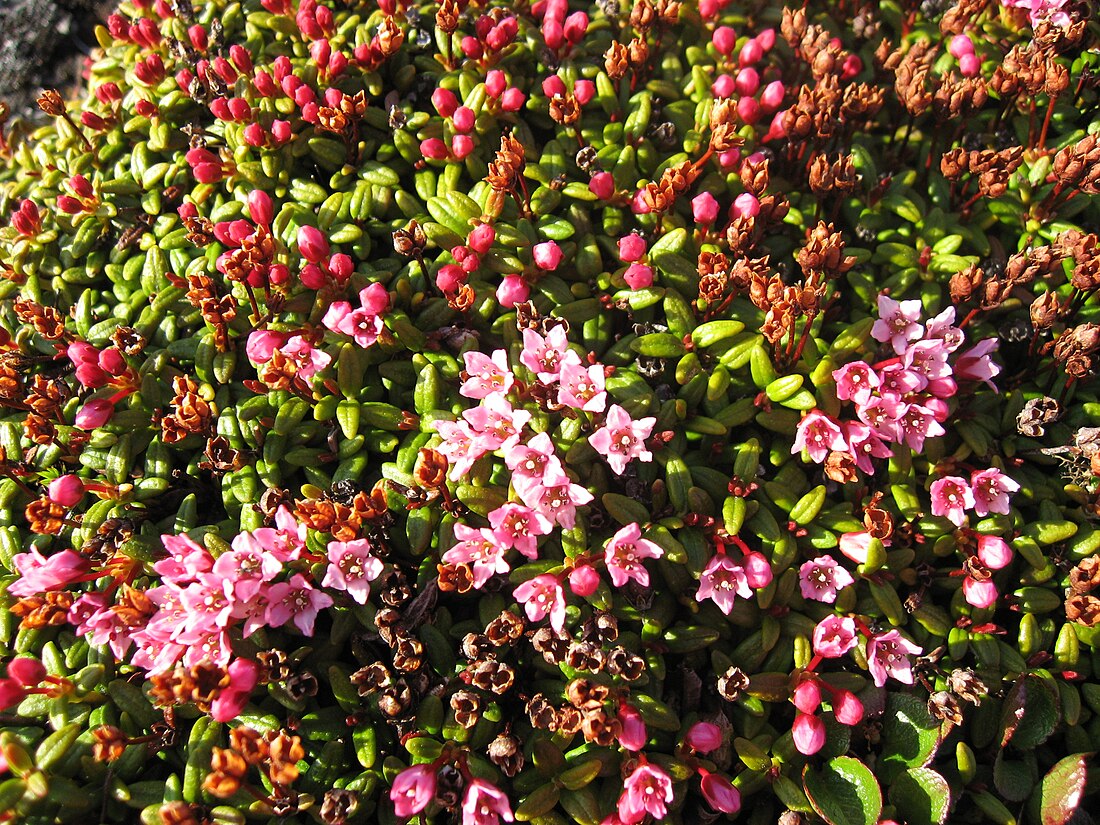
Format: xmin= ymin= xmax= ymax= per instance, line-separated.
xmin=514 ymin=469 xmax=593 ymax=530
xmin=812 ymin=615 xmax=859 ymax=658
xmin=792 ymin=410 xmax=846 ymax=463
xmin=265 ymin=573 xmax=334 ymax=636
xmin=696 ymin=553 xmax=751 ymax=614
xmin=443 ymin=523 xmax=510 ymax=589
xmin=970 ymin=468 xmax=1020 ymax=516
xmin=280 ymin=336 xmax=332 ymax=381
xmin=792 ymin=711 xmax=826 ymax=755
xmin=462 ymin=778 xmax=514 ymax=825
xmin=832 ymin=360 xmax=880 ymax=406
xmin=930 ymin=476 xmax=975 ymax=527
xmin=557 ymin=361 xmax=607 ymax=412
xmin=699 ymin=770 xmax=741 ymax=814
xmin=514 ymin=573 xmax=567 ymax=632
xmin=618 ymin=762 xmax=674 ymax=825
xmin=520 ymin=326 xmax=578 ymax=384
xmin=461 ymin=350 xmax=514 ymax=399
xmin=488 ymin=502 xmax=551 ymax=560
xmin=390 ymin=764 xmax=437 ymax=818
xmin=798 ymin=555 xmax=855 ymax=603
xmin=321 ymin=282 xmax=390 ymax=348
xmin=962 ymin=535 xmax=1013 ymax=608
xmin=323 ymin=539 xmax=384 ymax=604
xmin=866 ymin=629 xmax=922 ymax=687
xmin=871 ymin=295 xmax=924 ymax=353
xmin=603 ymin=523 xmax=663 ymax=588
xmin=7 ymin=548 xmax=92 ymax=598
xmin=955 ymin=338 xmax=1002 ymax=391
xmin=589 ymin=404 xmax=656 ymax=475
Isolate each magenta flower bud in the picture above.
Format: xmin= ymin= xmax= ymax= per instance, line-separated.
xmin=210 ymin=659 xmax=260 ymax=722
xmin=69 ymin=174 xmax=94 ymax=199
xmin=468 ymin=224 xmax=496 ymax=254
xmin=533 ymin=240 xmax=563 ymax=270
xmin=700 ymin=772 xmax=741 ymax=814
xmin=452 ymin=106 xmax=476 ymax=133
xmin=719 ymin=147 xmax=742 ymax=168
xmin=735 ymin=67 xmax=760 ymax=96
xmin=542 ymin=75 xmax=567 ymax=98
xmin=312 ymin=39 xmax=332 ymax=69
xmin=792 ymin=712 xmax=826 ymax=755
xmin=436 ymin=264 xmax=466 ymax=293
xmin=228 ymin=97 xmax=251 ymax=121
xmin=188 ymin=23 xmax=208 ymax=51
xmin=496 ymin=274 xmax=530 ymax=308
xmin=75 ymin=362 xmax=109 ymax=388
xmin=328 ymin=253 xmax=353 ymax=282
xmin=757 ymin=28 xmax=777 ymax=50
xmin=229 ymin=44 xmax=253 ymax=74
xmin=98 ymin=347 xmax=127 ymax=376
xmin=96 ymin=82 xmax=122 ymax=105
xmin=75 ymin=398 xmax=115 ymax=429
xmin=460 ymin=36 xmax=483 ymax=59
xmin=959 ymin=52 xmax=981 ymax=77
xmin=543 ymin=19 xmax=564 ymax=50
xmin=420 ymin=137 xmax=448 ymax=160
xmin=760 ymin=80 xmax=786 ymax=112
xmin=589 ymin=171 xmax=615 ymax=200
xmin=574 ymin=79 xmax=595 ymax=106
xmin=692 ymin=192 xmax=719 ymax=225
xmin=841 ymin=54 xmax=863 ymax=80
xmin=273 ymin=55 xmax=292 ymax=82
xmin=270 ymin=120 xmax=292 ymax=144
xmin=737 ymin=95 xmax=761 ymax=124
xmin=297 ymin=225 xmax=330 ymax=263
xmin=300 ymin=263 xmax=326 ymax=289
xmin=242 ymin=122 xmax=266 ymax=147
xmin=712 ymin=26 xmax=737 ymax=55
xmin=564 ymin=11 xmax=588 ymax=43
xmin=631 ymin=189 xmax=651 ymax=214
xmin=684 ymin=721 xmax=722 ymax=753
xmin=568 ymin=565 xmax=600 ymax=597
xmin=254 ymin=69 xmax=276 ymax=96
xmin=793 ymin=679 xmax=822 ymax=714
xmin=618 ymin=234 xmax=647 ymax=262
xmin=268 ymin=263 xmax=290 ymax=286
xmin=57 ymin=195 xmax=84 ymax=214
xmin=7 ymin=658 xmax=46 ymax=688
xmin=486 ymin=69 xmax=507 ymax=98
xmin=213 ymin=57 xmax=238 ymax=84
xmin=731 ymin=192 xmax=760 ymax=220
xmin=248 ymin=191 xmax=273 ymax=226
xmin=451 ymin=135 xmax=475 ymax=159
xmin=624 ymin=263 xmax=654 ymax=290
xmin=0 ymin=679 xmax=28 ymax=711
xmin=699 ymin=0 xmax=719 ymax=19
xmin=501 ymin=88 xmax=525 ymax=111
xmin=617 ymin=703 xmax=648 ymax=751
xmin=711 ymin=74 xmax=735 ymax=99
xmin=48 ymin=475 xmax=85 ymax=507
xmin=209 ymin=97 xmax=231 ymax=120
xmin=832 ymin=690 xmax=864 ymax=725
xmin=949 ymin=34 xmax=975 ymax=58
xmin=485 ymin=22 xmax=513 ymax=52
xmin=739 ymin=39 xmax=764 ymax=67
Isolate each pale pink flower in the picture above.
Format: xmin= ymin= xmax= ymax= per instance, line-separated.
xmin=323 ymin=539 xmax=384 ymax=603
xmin=514 ymin=469 xmax=593 ymax=530
xmin=153 ymin=533 xmax=213 ymax=583
xmin=877 ymin=363 xmax=927 ymax=397
xmin=903 ymin=340 xmax=952 ymax=381
xmin=390 ymin=764 xmax=436 ymax=818
xmin=250 ymin=506 xmax=306 ymax=563
xmin=514 ymin=573 xmax=566 ymax=632
xmin=843 ymin=422 xmax=893 ymax=473
xmin=7 ymin=549 xmax=91 ymax=598
xmin=463 ymin=393 xmax=531 ymax=452
xmin=924 ymin=306 xmax=965 ymax=351
xmin=617 ymin=703 xmax=647 ymax=751
xmin=930 ymin=476 xmax=974 ymax=527
xmin=837 ymin=531 xmax=874 ymax=565
xmin=856 ymin=394 xmax=907 ymax=442
xmin=700 ymin=771 xmax=741 ymax=814
xmin=799 ymin=555 xmax=855 ymax=603
xmin=461 ymin=350 xmax=514 ymax=399
xmin=962 ymin=535 xmax=1013 ymax=608
xmin=215 ymin=536 xmax=282 ymax=601
xmin=866 ymin=629 xmax=922 ymax=687
xmin=832 ymin=361 xmax=879 ymax=406
xmin=462 ymin=778 xmax=514 ymax=825
xmin=320 ymin=282 xmax=389 ymax=348
xmin=792 ymin=711 xmax=826 ymax=755
xmin=792 ymin=410 xmax=846 ymax=463
xmin=443 ymin=523 xmax=509 ymax=588
xmin=246 ymin=329 xmax=287 ymax=363
xmin=812 ymin=615 xmax=859 ymax=658
xmin=177 ymin=575 xmax=236 ymax=639
xmin=519 ymin=326 xmax=576 ymax=383
xmin=435 ymin=418 xmax=487 ymax=480
xmin=488 ymin=502 xmax=551 ymax=560
xmin=230 ymin=590 xmax=271 ymax=638
xmin=589 ymin=404 xmax=656 ymax=475
xmin=872 ymin=295 xmax=924 ymax=353
xmin=897 ymin=402 xmax=946 ymax=452
xmin=970 ymin=468 xmax=1020 ymax=516
xmin=955 ymin=338 xmax=1001 ymax=391
xmin=280 ymin=336 xmax=331 ymax=381
xmin=265 ymin=573 xmax=334 ymax=635
xmin=557 ymin=361 xmax=607 ymax=412
xmin=696 ymin=553 xmax=751 ymax=614
xmin=618 ymin=763 xmax=674 ymax=825
xmin=504 ymin=432 xmax=563 ymax=482
xmin=603 ymin=523 xmax=663 ymax=588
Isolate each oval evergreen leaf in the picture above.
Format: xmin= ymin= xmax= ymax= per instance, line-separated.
xmin=803 ymin=756 xmax=883 ymax=825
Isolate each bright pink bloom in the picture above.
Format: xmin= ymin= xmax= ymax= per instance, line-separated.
xmin=618 ymin=704 xmax=647 ymax=751
xmin=557 ymin=362 xmax=607 ymax=413
xmin=930 ymin=476 xmax=974 ymax=527
xmin=743 ymin=551 xmax=773 ymax=588
xmin=792 ymin=712 xmax=826 ymax=755
xmin=963 ymin=535 xmax=1013 ymax=608
xmin=730 ymin=192 xmax=760 ymax=219
xmin=210 ymin=658 xmax=260 ymax=722
xmin=866 ymin=630 xmax=922 ymax=687
xmin=792 ymin=411 xmax=846 ymax=463
xmin=618 ymin=763 xmax=674 ymax=825
xmin=793 ymin=679 xmax=822 ymax=713
xmin=712 ymin=26 xmax=736 ymax=55
xmin=520 ymin=326 xmax=576 ymax=383
xmin=623 ymin=263 xmax=654 ymax=290
xmin=813 ymin=615 xmax=859 ymax=658
xmin=799 ymin=555 xmax=854 ymax=603
xmin=461 ymin=350 xmax=514 ymax=399
xmin=463 ymin=393 xmax=531 ymax=453
xmin=462 ymin=778 xmax=514 ymax=825
xmin=390 ymin=764 xmax=437 ymax=818
xmin=489 ymin=502 xmax=551 ymax=559
xmin=684 ymin=721 xmax=722 ymax=753
xmin=505 ymin=432 xmax=563 ymax=482
xmin=897 ymin=402 xmax=946 ymax=452
xmin=590 ymin=172 xmax=615 ymax=200
xmin=514 ymin=470 xmax=592 ymax=530
xmin=696 ymin=553 xmax=751 ymax=614
xmin=589 ymin=404 xmax=656 ymax=475
xmin=872 ymin=295 xmax=924 ymax=353
xmin=832 ymin=361 xmax=880 ymax=405
xmin=603 ymin=523 xmax=663 ymax=588
xmin=832 ymin=690 xmax=864 ymax=725
xmin=48 ymin=475 xmax=84 ymax=507
xmin=265 ymin=573 xmax=334 ymax=636
xmin=8 ymin=549 xmax=91 ymax=598
xmin=469 ymin=223 xmax=496 ymax=254
xmin=297 ymin=225 xmax=330 ymax=263
xmin=514 ymin=574 xmax=566 ymax=632
xmin=949 ymin=34 xmax=975 ymax=58
xmin=323 ymin=539 xmax=384 ymax=604
xmin=970 ymin=468 xmax=1020 ymax=516
xmin=443 ymin=523 xmax=509 ymax=588
xmin=700 ymin=771 xmax=741 ymax=814
xmin=280 ymin=336 xmax=332 ymax=381
xmin=844 ymin=422 xmax=893 ymax=473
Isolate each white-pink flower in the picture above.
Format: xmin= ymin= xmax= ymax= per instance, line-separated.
xmin=461 ymin=349 xmax=514 ymax=399
xmin=792 ymin=410 xmax=846 ymax=463
xmin=462 ymin=778 xmax=514 ymax=825
xmin=832 ymin=361 xmax=880 ymax=406
xmin=514 ymin=574 xmax=566 ymax=632
xmin=871 ymin=295 xmax=924 ymax=353
xmin=589 ymin=404 xmax=656 ymax=475
xmin=442 ymin=523 xmax=510 ymax=588
xmin=812 ymin=615 xmax=859 ymax=658
xmin=970 ymin=468 xmax=1020 ymax=516
xmin=696 ymin=553 xmax=752 ymax=615
xmin=265 ymin=573 xmax=334 ymax=636
xmin=798 ymin=555 xmax=855 ymax=603
xmin=930 ymin=476 xmax=974 ymax=527
xmin=603 ymin=523 xmax=664 ymax=588
xmin=618 ymin=763 xmax=674 ymax=825
xmin=557 ymin=361 xmax=607 ymax=412
xmin=520 ymin=326 xmax=578 ymax=383
xmin=866 ymin=629 xmax=922 ymax=687
xmin=323 ymin=539 xmax=384 ymax=604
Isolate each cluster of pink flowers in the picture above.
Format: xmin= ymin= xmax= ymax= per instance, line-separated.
xmin=709 ymin=26 xmax=788 ymax=131
xmin=1000 ymin=0 xmax=1072 ymax=28
xmin=696 ymin=535 xmax=773 ymax=614
xmin=390 ymin=763 xmax=514 ymax=824
xmin=930 ymin=468 xmax=1020 ymax=526
xmin=322 ymin=282 xmax=390 ymax=348
xmin=423 ymin=88 xmax=481 ymax=162
xmin=790 ymin=672 xmax=864 ymax=756
xmin=10 ymin=199 xmax=41 ymax=237
xmin=245 ymin=329 xmax=331 ymax=382
xmin=794 ymin=298 xmax=1002 ymax=470
xmin=56 ymin=174 xmax=98 ymax=214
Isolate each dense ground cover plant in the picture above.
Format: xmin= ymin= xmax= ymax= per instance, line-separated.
xmin=1 ymin=0 xmax=1099 ymax=822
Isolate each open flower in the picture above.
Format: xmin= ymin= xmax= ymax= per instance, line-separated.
xmin=618 ymin=762 xmax=674 ymax=824
xmin=866 ymin=629 xmax=922 ymax=687
xmin=603 ymin=523 xmax=663 ymax=588
xmin=589 ymin=404 xmax=656 ymax=475
xmin=799 ymin=555 xmax=855 ymax=603
xmin=514 ymin=574 xmax=566 ymax=632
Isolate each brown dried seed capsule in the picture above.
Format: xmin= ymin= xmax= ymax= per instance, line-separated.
xmin=485 ymin=610 xmax=525 ymax=645
xmin=450 ymin=690 xmax=482 ymax=728
xmin=946 ymin=668 xmax=987 ymax=704
xmin=717 ymin=666 xmax=750 ymax=701
xmin=487 ymin=733 xmax=524 ymax=777
xmin=320 ymin=789 xmax=359 ymax=825
xmin=204 ymin=747 xmax=248 ymax=797
xmin=230 ymin=726 xmax=269 ymax=765
xmin=527 ymin=694 xmax=558 ymax=730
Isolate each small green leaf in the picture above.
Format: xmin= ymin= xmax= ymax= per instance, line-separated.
xmin=803 ymin=756 xmax=883 ymax=825
xmin=889 ymin=767 xmax=952 ymax=825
